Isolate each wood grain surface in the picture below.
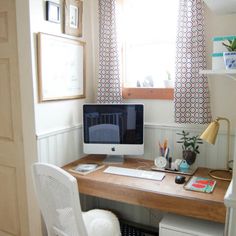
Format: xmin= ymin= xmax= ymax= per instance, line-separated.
xmin=63 ymin=155 xmax=230 ymax=223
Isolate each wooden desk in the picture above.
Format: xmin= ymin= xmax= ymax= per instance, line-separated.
xmin=63 ymin=155 xmax=230 ymax=224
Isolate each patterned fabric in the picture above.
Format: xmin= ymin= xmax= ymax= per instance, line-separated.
xmin=97 ymin=0 xmax=123 ymax=103
xmin=174 ymin=0 xmax=212 ymax=124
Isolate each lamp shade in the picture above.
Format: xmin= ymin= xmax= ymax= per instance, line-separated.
xmin=200 ymin=121 xmax=219 ymax=145
xmin=200 ymin=117 xmax=232 ymax=181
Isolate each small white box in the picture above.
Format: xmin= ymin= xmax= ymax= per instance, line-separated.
xmin=212 ymin=52 xmax=225 ymax=70
xmin=159 ymin=213 xmax=224 ymax=236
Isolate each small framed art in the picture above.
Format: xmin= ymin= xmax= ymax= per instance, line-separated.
xmin=46 ymin=1 xmax=61 ymax=23
xmin=64 ymin=0 xmax=83 ymax=37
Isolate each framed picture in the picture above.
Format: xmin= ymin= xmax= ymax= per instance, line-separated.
xmin=46 ymin=1 xmax=61 ymax=23
xmin=37 ymin=32 xmax=86 ymax=102
xmin=64 ymin=0 xmax=83 ymax=37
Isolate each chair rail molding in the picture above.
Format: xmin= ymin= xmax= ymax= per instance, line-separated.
xmin=36 ymin=123 xmax=235 ymax=170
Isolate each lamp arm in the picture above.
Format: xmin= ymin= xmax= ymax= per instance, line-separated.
xmin=216 ymin=117 xmax=231 ymax=169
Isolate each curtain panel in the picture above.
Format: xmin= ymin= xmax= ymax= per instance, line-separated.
xmin=97 ymin=0 xmax=123 ymax=103
xmin=174 ymin=0 xmax=212 ymax=124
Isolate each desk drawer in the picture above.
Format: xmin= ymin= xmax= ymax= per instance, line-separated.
xmin=160 ymin=228 xmax=192 ymax=236
xmin=159 ymin=213 xmax=224 ymax=236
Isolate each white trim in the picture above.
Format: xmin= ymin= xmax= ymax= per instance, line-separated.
xmin=37 ymin=123 xmax=201 ymax=140
xmin=144 ymin=122 xmax=206 ymax=131
xmin=224 ymin=182 xmax=236 ymax=208
xmin=145 ymin=122 xmax=236 ymax=135
xmin=37 ymin=122 xmax=235 ymax=140
xmin=36 ymin=124 xmax=82 ymax=139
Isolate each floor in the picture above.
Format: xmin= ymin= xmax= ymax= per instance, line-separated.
xmin=120 ymin=220 xmax=159 ymax=236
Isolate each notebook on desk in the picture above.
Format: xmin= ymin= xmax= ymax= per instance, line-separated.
xmin=184 ymin=176 xmax=216 ymax=193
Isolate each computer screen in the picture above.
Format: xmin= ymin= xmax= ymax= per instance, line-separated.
xmin=83 ymin=104 xmax=144 ymax=162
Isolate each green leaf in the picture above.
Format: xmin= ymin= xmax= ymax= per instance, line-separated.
xmin=222 ymin=39 xmax=236 ymax=51
xmin=232 ymin=39 xmax=236 ymax=50
xmin=222 ymin=42 xmax=232 ymax=51
xmin=176 ymin=130 xmax=203 ymax=155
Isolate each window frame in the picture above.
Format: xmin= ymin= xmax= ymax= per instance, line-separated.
xmin=122 ymin=87 xmax=174 ymax=99
xmin=118 ymin=0 xmax=176 ymax=100
xmin=120 ymin=48 xmax=174 ymax=100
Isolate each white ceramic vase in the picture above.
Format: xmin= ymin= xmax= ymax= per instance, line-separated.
xmin=164 ymin=80 xmax=174 ymax=88
xmin=223 ymin=51 xmax=236 ymax=69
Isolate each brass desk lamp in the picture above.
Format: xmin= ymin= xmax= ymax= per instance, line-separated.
xmin=200 ymin=117 xmax=232 ymax=181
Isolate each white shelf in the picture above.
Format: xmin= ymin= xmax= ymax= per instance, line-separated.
xmin=203 ymin=0 xmax=236 ymax=14
xmin=200 ymin=69 xmax=236 ymax=80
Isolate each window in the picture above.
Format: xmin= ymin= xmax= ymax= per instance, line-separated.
xmin=117 ymin=0 xmax=179 ymax=99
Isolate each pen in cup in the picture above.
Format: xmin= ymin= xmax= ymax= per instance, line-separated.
xmin=159 ymin=142 xmax=164 ymax=156
xmin=164 ymin=147 xmax=169 ymax=160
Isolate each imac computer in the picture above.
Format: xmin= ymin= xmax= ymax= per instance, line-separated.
xmin=83 ymin=104 xmax=144 ymax=163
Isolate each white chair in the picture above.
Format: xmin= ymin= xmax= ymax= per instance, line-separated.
xmin=32 ymin=163 xmax=121 ymax=236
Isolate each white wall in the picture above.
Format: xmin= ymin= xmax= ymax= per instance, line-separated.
xmin=205 ymin=7 xmax=236 ymax=131
xmin=29 ymin=0 xmax=236 ymax=233
xmin=88 ymin=1 xmax=236 ymax=230
xmin=91 ymin=1 xmax=236 ymax=131
xmin=29 ymin=0 xmax=95 ymax=136
xmin=28 ymin=1 xmax=236 ymax=167
xmin=137 ymin=7 xmax=236 ymax=131
xmin=90 ymin=1 xmax=236 ymax=174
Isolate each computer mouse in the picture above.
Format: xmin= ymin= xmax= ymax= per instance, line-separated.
xmin=175 ymin=175 xmax=186 ymax=184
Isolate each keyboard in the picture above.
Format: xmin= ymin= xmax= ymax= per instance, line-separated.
xmin=103 ymin=166 xmax=165 ymax=181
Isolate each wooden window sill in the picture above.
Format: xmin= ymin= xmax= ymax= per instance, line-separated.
xmin=122 ymin=87 xmax=174 ymax=100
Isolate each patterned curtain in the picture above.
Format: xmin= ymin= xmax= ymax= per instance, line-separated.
xmin=174 ymin=0 xmax=212 ymax=124
xmin=97 ymin=0 xmax=123 ymax=103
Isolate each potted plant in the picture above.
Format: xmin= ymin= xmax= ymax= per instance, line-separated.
xmin=177 ymin=131 xmax=203 ymax=165
xmin=222 ymin=38 xmax=236 ymax=69
xmin=164 ymin=71 xmax=173 ymax=88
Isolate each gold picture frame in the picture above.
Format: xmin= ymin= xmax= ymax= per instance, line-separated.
xmin=64 ymin=0 xmax=83 ymax=37
xmin=37 ymin=32 xmax=86 ymax=102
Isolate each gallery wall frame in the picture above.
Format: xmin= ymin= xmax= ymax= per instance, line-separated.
xmin=37 ymin=32 xmax=86 ymax=102
xmin=64 ymin=0 xmax=83 ymax=37
xmin=46 ymin=1 xmax=61 ymax=23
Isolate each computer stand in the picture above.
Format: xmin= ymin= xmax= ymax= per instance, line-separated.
xmin=103 ymin=155 xmax=124 ymax=164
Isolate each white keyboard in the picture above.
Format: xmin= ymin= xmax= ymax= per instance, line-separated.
xmin=103 ymin=166 xmax=165 ymax=181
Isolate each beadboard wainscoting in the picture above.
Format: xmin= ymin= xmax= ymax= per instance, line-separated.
xmin=144 ymin=123 xmax=235 ymax=170
xmin=36 ymin=123 xmax=235 ymax=168
xmin=36 ymin=124 xmax=84 ymax=166
xmin=36 ymin=123 xmax=235 ymax=228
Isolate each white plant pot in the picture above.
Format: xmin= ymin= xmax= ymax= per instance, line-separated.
xmin=164 ymin=80 xmax=173 ymax=88
xmin=223 ymin=52 xmax=236 ymax=69
xmin=212 ymin=53 xmax=225 ymax=70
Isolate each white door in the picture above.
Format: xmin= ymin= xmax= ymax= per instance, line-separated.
xmin=0 ymin=0 xmax=30 ymax=235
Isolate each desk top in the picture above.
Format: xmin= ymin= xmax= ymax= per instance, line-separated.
xmin=63 ymin=155 xmax=230 ymax=223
